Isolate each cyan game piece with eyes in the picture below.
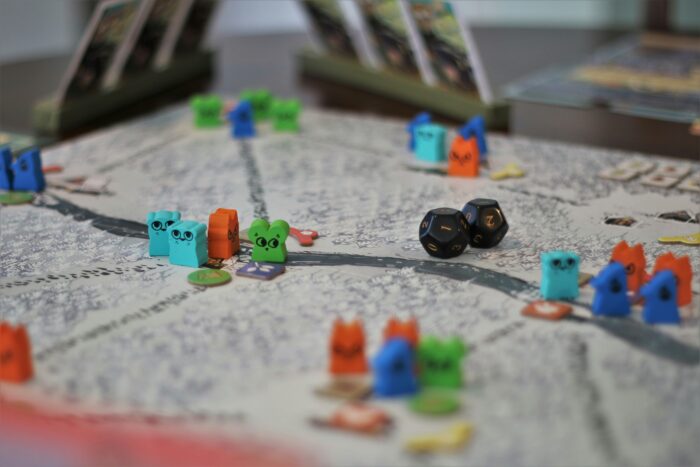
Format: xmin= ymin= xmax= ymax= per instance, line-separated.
xmin=147 ymin=210 xmax=181 ymax=256
xmin=11 ymin=148 xmax=45 ymax=192
xmin=240 ymin=89 xmax=273 ymax=121
xmin=417 ymin=337 xmax=466 ymax=388
xmin=167 ymin=220 xmax=208 ymax=268
xmin=640 ymin=270 xmax=680 ymax=325
xmin=540 ymin=251 xmax=580 ymax=300
xmin=0 ymin=146 xmax=13 ymax=190
xmin=406 ymin=112 xmax=431 ymax=151
xmin=271 ymin=99 xmax=301 ymax=132
xmin=249 ymin=218 xmax=290 ymax=263
xmin=458 ymin=115 xmax=488 ymax=161
xmin=190 ymin=95 xmax=223 ymax=128
xmin=372 ymin=338 xmax=418 ymax=397
xmin=228 ymin=100 xmax=256 ymax=139
xmin=590 ymin=262 xmax=631 ymax=317
xmin=414 ymin=123 xmax=446 ymax=163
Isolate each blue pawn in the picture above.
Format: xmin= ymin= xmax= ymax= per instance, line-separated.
xmin=406 ymin=111 xmax=431 ymax=151
xmin=146 ymin=210 xmax=181 ymax=256
xmin=228 ymin=100 xmax=256 ymax=139
xmin=459 ymin=115 xmax=488 ymax=161
xmin=372 ymin=338 xmax=417 ymax=397
xmin=0 ymin=146 xmax=13 ymax=190
xmin=167 ymin=220 xmax=208 ymax=267
xmin=540 ymin=251 xmax=580 ymax=300
xmin=11 ymin=148 xmax=45 ymax=192
xmin=414 ymin=124 xmax=446 ymax=163
xmin=640 ymin=270 xmax=680 ymax=325
xmin=590 ymin=262 xmax=631 ymax=317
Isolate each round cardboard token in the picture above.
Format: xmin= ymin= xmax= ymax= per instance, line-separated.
xmin=409 ymin=391 xmax=460 ymax=415
xmin=187 ymin=269 xmax=231 ymax=287
xmin=0 ymin=191 xmax=34 ymax=205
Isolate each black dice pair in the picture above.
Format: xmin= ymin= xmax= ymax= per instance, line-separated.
xmin=419 ymin=199 xmax=508 ymax=259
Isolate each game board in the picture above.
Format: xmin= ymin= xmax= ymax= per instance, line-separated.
xmin=1 ymin=104 xmax=699 ymax=466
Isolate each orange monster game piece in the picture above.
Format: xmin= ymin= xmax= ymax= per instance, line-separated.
xmin=329 ymin=319 xmax=368 ymax=375
xmin=383 ymin=317 xmax=419 ymax=347
xmin=207 ymin=208 xmax=239 ymax=259
xmin=447 ymin=136 xmax=479 ymax=178
xmin=0 ymin=323 xmax=33 ymax=383
xmin=610 ymin=241 xmax=649 ymax=293
xmin=653 ymin=252 xmax=693 ymax=306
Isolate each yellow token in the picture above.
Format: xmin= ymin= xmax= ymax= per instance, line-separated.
xmin=658 ymin=232 xmax=700 ymax=246
xmin=405 ymin=422 xmax=474 ymax=454
xmin=490 ymin=163 xmax=525 ymax=181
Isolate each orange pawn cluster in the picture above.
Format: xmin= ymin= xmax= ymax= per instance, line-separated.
xmin=0 ymin=322 xmax=33 ymax=383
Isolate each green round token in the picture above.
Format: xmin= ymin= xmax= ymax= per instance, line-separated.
xmin=0 ymin=191 xmax=34 ymax=205
xmin=409 ymin=391 xmax=460 ymax=415
xmin=187 ymin=269 xmax=232 ymax=287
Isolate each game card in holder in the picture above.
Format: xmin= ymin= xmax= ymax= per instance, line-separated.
xmin=154 ymin=0 xmax=195 ymax=69
xmin=402 ymin=0 xmax=493 ymax=102
xmin=299 ymin=0 xmax=360 ymax=59
xmin=172 ymin=0 xmax=217 ymax=56
xmin=354 ymin=0 xmax=434 ymax=84
xmin=56 ymin=0 xmax=140 ymax=102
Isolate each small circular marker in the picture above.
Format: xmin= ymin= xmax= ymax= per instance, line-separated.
xmin=0 ymin=191 xmax=34 ymax=205
xmin=187 ymin=269 xmax=231 ymax=287
xmin=409 ymin=391 xmax=460 ymax=415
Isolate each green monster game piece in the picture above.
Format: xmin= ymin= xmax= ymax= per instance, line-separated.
xmin=270 ymin=99 xmax=301 ymax=132
xmin=190 ymin=95 xmax=223 ymax=128
xmin=240 ymin=89 xmax=273 ymax=121
xmin=249 ymin=218 xmax=290 ymax=263
xmin=417 ymin=337 xmax=466 ymax=389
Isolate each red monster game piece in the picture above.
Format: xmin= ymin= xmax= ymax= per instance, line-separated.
xmin=329 ymin=318 xmax=368 ymax=375
xmin=610 ymin=241 xmax=649 ymax=293
xmin=383 ymin=317 xmax=420 ymax=347
xmin=0 ymin=322 xmax=33 ymax=383
xmin=207 ymin=208 xmax=239 ymax=259
xmin=447 ymin=136 xmax=479 ymax=178
xmin=652 ymin=252 xmax=693 ymax=306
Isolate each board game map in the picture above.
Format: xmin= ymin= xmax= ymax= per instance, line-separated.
xmin=1 ymin=105 xmax=699 ymax=466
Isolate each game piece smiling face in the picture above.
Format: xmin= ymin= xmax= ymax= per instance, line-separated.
xmin=11 ymin=148 xmax=45 ymax=192
xmin=610 ymin=241 xmax=647 ymax=293
xmin=167 ymin=220 xmax=208 ymax=267
xmin=372 ymin=339 xmax=417 ymax=397
xmin=414 ymin=124 xmax=446 ymax=163
xmin=0 ymin=146 xmax=13 ymax=190
xmin=447 ymin=135 xmax=479 ymax=177
xmin=383 ymin=317 xmax=419 ymax=347
xmin=329 ymin=319 xmax=368 ymax=375
xmin=190 ymin=95 xmax=223 ymax=128
xmin=271 ymin=99 xmax=301 ymax=132
xmin=417 ymin=337 xmax=466 ymax=388
xmin=640 ymin=270 xmax=680 ymax=324
xmin=590 ymin=262 xmax=631 ymax=317
xmin=540 ymin=251 xmax=580 ymax=300
xmin=0 ymin=323 xmax=33 ymax=383
xmin=147 ymin=210 xmax=181 ymax=256
xmin=652 ymin=252 xmax=692 ymax=306
xmin=249 ymin=219 xmax=290 ymax=263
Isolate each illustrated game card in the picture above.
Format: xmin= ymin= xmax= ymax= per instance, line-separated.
xmin=300 ymin=0 xmax=359 ymax=59
xmin=57 ymin=0 xmax=140 ymax=101
xmin=124 ymin=0 xmax=184 ymax=73
xmin=172 ymin=0 xmax=218 ymax=56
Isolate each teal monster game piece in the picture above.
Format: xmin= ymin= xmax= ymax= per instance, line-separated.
xmin=540 ymin=251 xmax=580 ymax=300
xmin=414 ymin=123 xmax=446 ymax=163
xmin=240 ymin=89 xmax=273 ymax=121
xmin=249 ymin=219 xmax=290 ymax=263
xmin=190 ymin=95 xmax=223 ymax=128
xmin=640 ymin=270 xmax=680 ymax=325
xmin=417 ymin=337 xmax=466 ymax=388
xmin=270 ymin=99 xmax=301 ymax=132
xmin=167 ymin=220 xmax=208 ymax=267
xmin=147 ymin=210 xmax=181 ymax=256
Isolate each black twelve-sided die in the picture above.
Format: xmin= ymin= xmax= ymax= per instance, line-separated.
xmin=461 ymin=198 xmax=508 ymax=248
xmin=418 ymin=208 xmax=470 ymax=259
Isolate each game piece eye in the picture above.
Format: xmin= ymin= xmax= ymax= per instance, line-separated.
xmin=151 ymin=221 xmax=162 ymax=230
xmin=552 ymin=259 xmax=561 ymax=267
xmin=449 ymin=151 xmax=457 ymax=160
xmin=333 ymin=344 xmax=343 ymax=354
xmin=256 ymin=237 xmax=267 ymax=247
xmin=392 ymin=360 xmax=405 ymax=372
xmin=171 ymin=229 xmax=181 ymax=239
xmin=659 ymin=286 xmax=671 ymax=301
xmin=165 ymin=220 xmax=175 ymax=227
xmin=610 ymin=279 xmax=622 ymax=293
xmin=184 ymin=231 xmax=193 ymax=241
xmin=625 ymin=264 xmax=636 ymax=275
xmin=20 ymin=160 xmax=28 ymax=171
xmin=567 ymin=258 xmax=575 ymax=266
xmin=442 ymin=360 xmax=451 ymax=370
xmin=268 ymin=238 xmax=279 ymax=248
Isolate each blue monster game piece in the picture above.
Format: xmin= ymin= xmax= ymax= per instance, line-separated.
xmin=11 ymin=148 xmax=45 ymax=192
xmin=540 ymin=251 xmax=580 ymax=300
xmin=414 ymin=123 xmax=446 ymax=163
xmin=590 ymin=262 xmax=631 ymax=317
xmin=167 ymin=220 xmax=208 ymax=268
xmin=372 ymin=338 xmax=418 ymax=397
xmin=228 ymin=100 xmax=256 ymax=139
xmin=0 ymin=146 xmax=13 ymax=190
xmin=458 ymin=115 xmax=488 ymax=161
xmin=147 ymin=210 xmax=181 ymax=256
xmin=406 ymin=111 xmax=431 ymax=151
xmin=640 ymin=270 xmax=680 ymax=325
